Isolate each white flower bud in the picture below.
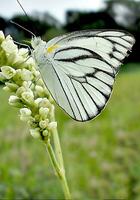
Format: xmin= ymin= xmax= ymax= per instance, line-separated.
xmin=8 ymin=53 xmax=19 ymax=65
xmin=1 ymin=66 xmax=16 ymax=79
xmin=26 ymin=57 xmax=35 ymax=66
xmin=34 ymin=70 xmax=40 ymax=78
xmin=16 ymin=86 xmax=26 ymax=97
xmin=0 ymin=72 xmax=6 ymax=82
xmin=20 ymin=108 xmax=32 ymax=121
xmin=42 ymin=130 xmax=49 ymax=136
xmin=34 ymin=98 xmax=43 ymax=107
xmin=9 ymin=95 xmax=19 ymax=103
xmin=35 ymin=85 xmax=44 ymax=96
xmin=14 ymin=68 xmax=21 ymax=77
xmin=39 ymin=120 xmax=48 ymax=129
xmin=9 ymin=95 xmax=22 ymax=107
xmin=1 ymin=36 xmax=18 ymax=54
xmin=13 ymin=55 xmax=24 ymax=65
xmin=22 ymin=91 xmax=34 ymax=104
xmin=5 ymin=82 xmax=18 ymax=92
xmin=39 ymin=107 xmax=49 ymax=119
xmin=18 ymin=48 xmax=29 ymax=57
xmin=22 ymin=81 xmax=34 ymax=89
xmin=48 ymin=122 xmax=57 ymax=131
xmin=3 ymin=86 xmax=10 ymax=92
xmin=20 ymin=69 xmax=33 ymax=81
xmin=39 ymin=98 xmax=51 ymax=108
xmin=0 ymin=31 xmax=5 ymax=42
xmin=30 ymin=128 xmax=41 ymax=139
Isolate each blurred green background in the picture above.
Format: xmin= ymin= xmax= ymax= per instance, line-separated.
xmin=0 ymin=0 xmax=140 ymax=199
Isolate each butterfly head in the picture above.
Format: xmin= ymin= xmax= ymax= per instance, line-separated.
xmin=31 ymin=37 xmax=46 ymax=49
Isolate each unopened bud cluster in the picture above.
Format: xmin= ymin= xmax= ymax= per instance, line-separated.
xmin=0 ymin=31 xmax=57 ymax=139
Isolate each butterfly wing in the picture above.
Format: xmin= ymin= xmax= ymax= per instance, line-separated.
xmin=40 ymin=30 xmax=135 ymax=121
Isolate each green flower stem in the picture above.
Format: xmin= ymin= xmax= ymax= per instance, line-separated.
xmin=50 ymin=106 xmax=64 ymax=172
xmin=44 ymin=106 xmax=71 ymax=199
xmin=45 ymin=137 xmax=72 ymax=199
xmin=46 ymin=139 xmax=62 ymax=178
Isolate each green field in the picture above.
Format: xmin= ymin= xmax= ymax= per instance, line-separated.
xmin=0 ymin=63 xmax=140 ymax=200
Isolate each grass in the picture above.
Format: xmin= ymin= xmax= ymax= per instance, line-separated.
xmin=0 ymin=63 xmax=140 ymax=199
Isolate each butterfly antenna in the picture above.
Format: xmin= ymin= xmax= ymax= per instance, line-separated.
xmin=17 ymin=0 xmax=29 ymax=19
xmin=10 ymin=20 xmax=36 ymax=37
xmin=16 ymin=0 xmax=36 ymax=36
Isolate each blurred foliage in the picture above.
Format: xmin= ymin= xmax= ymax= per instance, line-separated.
xmin=106 ymin=0 xmax=140 ymax=30
xmin=0 ymin=17 xmax=7 ymax=31
xmin=0 ymin=63 xmax=140 ymax=199
xmin=8 ymin=14 xmax=52 ymax=41
xmin=64 ymin=11 xmax=120 ymax=30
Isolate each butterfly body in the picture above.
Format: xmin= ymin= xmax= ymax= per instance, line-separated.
xmin=31 ymin=30 xmax=135 ymax=121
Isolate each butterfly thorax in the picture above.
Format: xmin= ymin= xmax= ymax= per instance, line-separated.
xmin=31 ymin=37 xmax=58 ymax=67
xmin=31 ymin=37 xmax=47 ymax=65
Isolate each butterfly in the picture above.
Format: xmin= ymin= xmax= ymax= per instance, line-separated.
xmin=31 ymin=30 xmax=135 ymax=121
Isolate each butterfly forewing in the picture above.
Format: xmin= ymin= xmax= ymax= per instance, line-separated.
xmin=36 ymin=30 xmax=135 ymax=121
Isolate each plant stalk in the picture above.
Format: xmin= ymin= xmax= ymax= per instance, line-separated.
xmin=44 ymin=105 xmax=72 ymax=199
xmin=46 ymin=140 xmax=71 ymax=199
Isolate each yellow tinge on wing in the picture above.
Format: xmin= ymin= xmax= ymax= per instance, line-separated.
xmin=47 ymin=45 xmax=59 ymax=53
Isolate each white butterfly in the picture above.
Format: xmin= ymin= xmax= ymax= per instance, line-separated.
xmin=31 ymin=30 xmax=135 ymax=121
